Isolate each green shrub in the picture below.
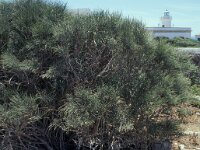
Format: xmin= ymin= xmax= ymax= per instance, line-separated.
xmin=155 ymin=37 xmax=200 ymax=47
xmin=190 ymin=85 xmax=200 ymax=108
xmin=0 ymin=0 xmax=194 ymax=149
xmin=177 ymin=108 xmax=192 ymax=118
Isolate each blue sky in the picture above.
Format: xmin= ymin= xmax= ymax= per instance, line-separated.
xmin=56 ymin=0 xmax=199 ymax=36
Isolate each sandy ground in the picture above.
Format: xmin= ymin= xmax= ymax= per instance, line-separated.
xmin=172 ymin=105 xmax=200 ymax=150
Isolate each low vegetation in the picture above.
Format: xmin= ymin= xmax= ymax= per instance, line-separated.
xmin=155 ymin=37 xmax=200 ymax=47
xmin=0 ymin=0 xmax=199 ymax=149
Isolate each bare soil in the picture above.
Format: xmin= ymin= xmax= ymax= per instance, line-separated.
xmin=171 ymin=104 xmax=200 ymax=150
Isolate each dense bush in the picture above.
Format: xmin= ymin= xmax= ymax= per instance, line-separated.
xmin=155 ymin=37 xmax=200 ymax=47
xmin=0 ymin=0 xmax=194 ymax=149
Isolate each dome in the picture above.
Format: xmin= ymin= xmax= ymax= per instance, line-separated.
xmin=164 ymin=10 xmax=170 ymax=16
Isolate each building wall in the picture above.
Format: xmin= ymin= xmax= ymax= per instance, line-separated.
xmin=145 ymin=27 xmax=192 ymax=39
xmin=160 ymin=17 xmax=172 ymax=27
xmin=153 ymin=31 xmax=191 ymax=39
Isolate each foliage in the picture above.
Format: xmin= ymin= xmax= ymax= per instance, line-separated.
xmin=55 ymin=86 xmax=131 ymax=134
xmin=190 ymin=85 xmax=200 ymax=108
xmin=0 ymin=91 xmax=41 ymax=149
xmin=0 ymin=0 xmax=195 ymax=149
xmin=177 ymin=108 xmax=192 ymax=118
xmin=155 ymin=37 xmax=200 ymax=47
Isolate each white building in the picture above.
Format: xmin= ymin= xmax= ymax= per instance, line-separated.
xmin=160 ymin=10 xmax=172 ymax=27
xmin=146 ymin=10 xmax=191 ymax=39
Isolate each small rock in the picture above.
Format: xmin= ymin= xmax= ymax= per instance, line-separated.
xmin=172 ymin=142 xmax=178 ymax=149
xmin=174 ymin=142 xmax=178 ymax=145
xmin=184 ymin=131 xmax=200 ymax=136
xmin=194 ymin=132 xmax=200 ymax=136
xmin=179 ymin=144 xmax=185 ymax=150
xmin=196 ymin=112 xmax=200 ymax=116
xmin=184 ymin=131 xmax=193 ymax=135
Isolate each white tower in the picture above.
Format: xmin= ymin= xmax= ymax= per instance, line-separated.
xmin=161 ymin=10 xmax=172 ymax=27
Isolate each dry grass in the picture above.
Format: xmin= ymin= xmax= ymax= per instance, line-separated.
xmin=171 ymin=104 xmax=200 ymax=150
